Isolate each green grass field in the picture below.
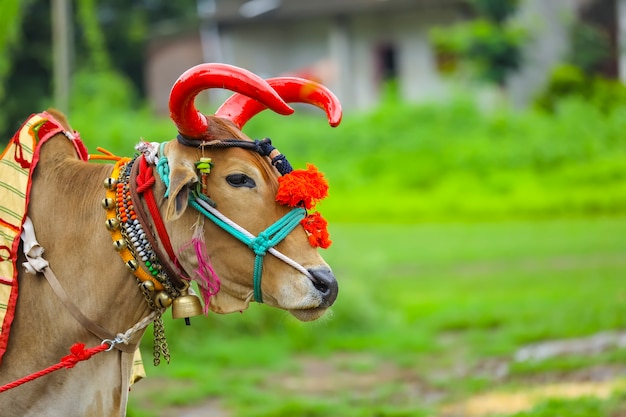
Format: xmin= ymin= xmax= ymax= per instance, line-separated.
xmin=127 ymin=217 xmax=626 ymax=417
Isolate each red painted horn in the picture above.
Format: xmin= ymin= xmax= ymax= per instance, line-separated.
xmin=169 ymin=63 xmax=295 ymax=139
xmin=215 ymin=77 xmax=343 ymax=129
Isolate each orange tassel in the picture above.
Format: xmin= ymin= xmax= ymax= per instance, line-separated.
xmin=276 ymin=164 xmax=328 ymax=209
xmin=301 ymin=212 xmax=332 ymax=249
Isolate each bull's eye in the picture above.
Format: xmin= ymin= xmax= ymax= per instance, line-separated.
xmin=226 ymin=173 xmax=256 ymax=188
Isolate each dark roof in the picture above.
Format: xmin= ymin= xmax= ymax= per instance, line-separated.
xmin=211 ymin=0 xmax=466 ymax=23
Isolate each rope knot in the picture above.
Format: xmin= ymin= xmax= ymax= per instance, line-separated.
xmin=254 ymin=138 xmax=275 ymax=156
xmin=249 ymin=233 xmax=271 ymax=256
xmin=61 ymin=343 xmax=104 ymax=369
xmin=136 ymin=157 xmax=156 ymax=194
xmin=254 ymin=139 xmax=293 ymax=175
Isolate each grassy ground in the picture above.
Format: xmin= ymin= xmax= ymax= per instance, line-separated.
xmin=127 ymin=216 xmax=626 ymax=417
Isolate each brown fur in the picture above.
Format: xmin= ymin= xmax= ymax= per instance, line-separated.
xmin=0 ymin=114 xmax=334 ymax=416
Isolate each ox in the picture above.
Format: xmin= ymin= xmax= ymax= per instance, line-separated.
xmin=0 ymin=63 xmax=341 ymax=416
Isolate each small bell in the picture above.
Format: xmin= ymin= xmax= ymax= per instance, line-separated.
xmin=106 ymin=218 xmax=120 ymax=231
xmin=140 ymin=280 xmax=155 ymax=293
xmin=172 ymin=288 xmax=203 ymax=325
xmin=104 ymin=177 xmax=117 ymax=190
xmin=101 ymin=198 xmax=115 ymax=210
xmin=155 ymin=291 xmax=173 ymax=309
xmin=113 ymin=239 xmax=127 ymax=251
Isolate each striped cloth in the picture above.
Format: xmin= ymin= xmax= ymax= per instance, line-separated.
xmin=0 ymin=113 xmax=49 ymax=361
xmin=0 ymin=113 xmax=145 ymax=384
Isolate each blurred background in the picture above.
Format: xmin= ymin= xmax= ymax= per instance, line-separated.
xmin=2 ymin=0 xmax=626 ymax=416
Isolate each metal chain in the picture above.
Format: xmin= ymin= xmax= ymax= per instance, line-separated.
xmin=139 ymin=278 xmax=170 ymax=366
xmin=152 ymin=315 xmax=170 ymax=366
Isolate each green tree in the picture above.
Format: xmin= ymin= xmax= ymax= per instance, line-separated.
xmin=430 ymin=0 xmax=525 ymax=87
xmin=0 ymin=0 xmax=33 ymax=137
xmin=0 ymin=0 xmax=196 ymax=141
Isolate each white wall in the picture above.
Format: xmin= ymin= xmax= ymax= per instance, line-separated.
xmin=222 ymin=20 xmax=330 ymax=78
xmin=217 ymin=8 xmax=461 ymax=110
xmin=508 ymin=0 xmax=584 ymax=107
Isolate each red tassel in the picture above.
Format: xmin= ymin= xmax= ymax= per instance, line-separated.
xmin=276 ymin=164 xmax=328 ymax=209
xmin=301 ymin=212 xmax=332 ymax=249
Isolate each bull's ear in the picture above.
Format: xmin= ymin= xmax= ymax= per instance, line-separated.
xmin=166 ymin=162 xmax=198 ymax=221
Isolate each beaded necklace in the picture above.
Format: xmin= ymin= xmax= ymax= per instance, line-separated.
xmin=103 ymin=156 xmax=178 ymax=364
xmin=116 ymin=158 xmax=180 ymax=299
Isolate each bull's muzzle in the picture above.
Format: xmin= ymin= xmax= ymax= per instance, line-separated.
xmin=308 ymin=267 xmax=338 ymax=308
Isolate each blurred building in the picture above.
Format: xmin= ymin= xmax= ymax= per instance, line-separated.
xmin=510 ymin=0 xmax=620 ymax=107
xmin=146 ymin=0 xmax=469 ymax=114
xmin=145 ymin=0 xmax=621 ymax=113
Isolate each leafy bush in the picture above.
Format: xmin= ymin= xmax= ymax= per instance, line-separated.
xmin=59 ymin=67 xmax=626 ymax=223
xmin=535 ymin=64 xmax=626 ymax=114
xmin=244 ymin=93 xmax=626 ymax=222
xmin=430 ymin=0 xmax=524 ymax=86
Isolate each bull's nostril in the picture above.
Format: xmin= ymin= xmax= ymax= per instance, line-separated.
xmin=308 ymin=267 xmax=338 ymax=307
xmin=313 ymin=280 xmax=329 ymax=295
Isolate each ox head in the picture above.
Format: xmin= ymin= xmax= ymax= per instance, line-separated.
xmin=159 ymin=63 xmax=341 ymax=322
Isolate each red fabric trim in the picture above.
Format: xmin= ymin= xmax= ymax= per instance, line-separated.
xmin=0 ymin=112 xmax=88 ymax=364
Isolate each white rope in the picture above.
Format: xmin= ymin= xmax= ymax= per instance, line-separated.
xmin=193 ymin=197 xmax=313 ymax=279
xmin=105 ymin=310 xmax=161 ymax=351
xmin=135 ymin=141 xmax=160 ymax=165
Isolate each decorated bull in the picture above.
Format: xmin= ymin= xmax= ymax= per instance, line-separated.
xmin=0 ymin=63 xmax=341 ymax=416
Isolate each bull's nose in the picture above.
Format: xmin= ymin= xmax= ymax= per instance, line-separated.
xmin=308 ymin=267 xmax=338 ymax=307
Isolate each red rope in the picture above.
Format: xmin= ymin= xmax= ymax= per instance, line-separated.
xmin=136 ymin=157 xmax=156 ymax=193
xmin=135 ymin=157 xmax=179 ymax=268
xmin=0 ymin=343 xmax=108 ymax=393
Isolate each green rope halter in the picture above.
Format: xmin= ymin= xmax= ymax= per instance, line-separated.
xmin=155 ymin=146 xmax=306 ymax=303
xmin=190 ymin=194 xmax=306 ymax=302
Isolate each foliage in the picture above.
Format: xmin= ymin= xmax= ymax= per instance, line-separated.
xmin=535 ymin=64 xmax=626 ymax=114
xmin=534 ymin=19 xmax=618 ymax=115
xmin=430 ymin=0 xmax=525 ymax=86
xmin=0 ymin=0 xmax=29 ymax=133
xmin=76 ymin=0 xmax=112 ymax=71
xmin=58 ymin=81 xmax=626 ymax=223
xmin=504 ymin=396 xmax=623 ymax=417
xmin=67 ymin=69 xmax=174 ymax=151
xmin=0 ymin=0 xmax=39 ymax=138
xmin=241 ymin=93 xmax=626 ymax=223
xmin=567 ymin=21 xmax=611 ymax=76
xmin=0 ymin=0 xmax=196 ymax=141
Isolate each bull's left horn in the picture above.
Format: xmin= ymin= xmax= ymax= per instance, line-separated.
xmin=215 ymin=77 xmax=343 ymax=129
xmin=169 ymin=63 xmax=295 ymax=140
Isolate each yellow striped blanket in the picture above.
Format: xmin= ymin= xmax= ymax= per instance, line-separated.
xmin=0 ymin=112 xmax=145 ymax=383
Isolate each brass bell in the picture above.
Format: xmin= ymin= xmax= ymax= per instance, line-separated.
xmin=155 ymin=291 xmax=173 ymax=309
xmin=140 ymin=280 xmax=155 ymax=293
xmin=113 ymin=239 xmax=127 ymax=251
xmin=106 ymin=217 xmax=120 ymax=231
xmin=125 ymin=259 xmax=139 ymax=271
xmin=172 ymin=288 xmax=203 ymax=325
xmin=104 ymin=177 xmax=117 ymax=190
xmin=101 ymin=198 xmax=115 ymax=210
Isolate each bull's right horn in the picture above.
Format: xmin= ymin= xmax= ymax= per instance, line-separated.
xmin=169 ymin=63 xmax=295 ymax=140
xmin=215 ymin=77 xmax=343 ymax=129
